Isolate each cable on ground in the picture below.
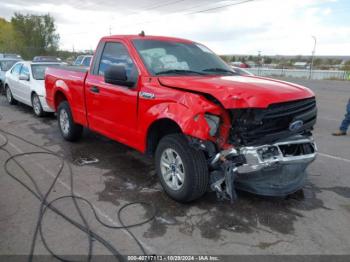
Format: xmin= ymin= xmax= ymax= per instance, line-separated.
xmin=0 ymin=111 xmax=156 ymax=262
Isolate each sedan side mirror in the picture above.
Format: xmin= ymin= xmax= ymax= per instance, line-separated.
xmin=104 ymin=65 xmax=134 ymax=87
xmin=19 ymin=74 xmax=30 ymax=81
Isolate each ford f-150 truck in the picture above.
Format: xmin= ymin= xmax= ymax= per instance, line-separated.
xmin=45 ymin=34 xmax=317 ymax=202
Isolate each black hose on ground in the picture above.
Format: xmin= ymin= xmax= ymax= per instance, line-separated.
xmin=0 ymin=111 xmax=156 ymax=262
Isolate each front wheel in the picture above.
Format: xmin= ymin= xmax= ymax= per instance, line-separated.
xmin=155 ymin=134 xmax=209 ymax=202
xmin=57 ymin=101 xmax=83 ymax=141
xmin=6 ymin=86 xmax=16 ymax=105
xmin=0 ymin=82 xmax=4 ymax=95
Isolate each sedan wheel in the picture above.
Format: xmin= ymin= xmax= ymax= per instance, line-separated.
xmin=6 ymin=86 xmax=16 ymax=105
xmin=32 ymin=94 xmax=45 ymax=117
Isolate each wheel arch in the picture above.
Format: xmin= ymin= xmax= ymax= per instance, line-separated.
xmin=30 ymin=90 xmax=37 ymax=99
xmin=146 ymin=118 xmax=182 ymax=155
xmin=54 ymin=90 xmax=68 ymax=111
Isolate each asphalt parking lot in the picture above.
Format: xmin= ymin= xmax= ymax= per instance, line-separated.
xmin=0 ymin=78 xmax=350 ymax=259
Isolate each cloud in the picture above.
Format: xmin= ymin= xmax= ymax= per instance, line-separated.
xmin=0 ymin=0 xmax=349 ymax=55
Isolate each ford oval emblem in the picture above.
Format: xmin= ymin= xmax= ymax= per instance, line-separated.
xmin=289 ymin=120 xmax=304 ymax=132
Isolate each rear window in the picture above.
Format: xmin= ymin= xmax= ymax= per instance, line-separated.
xmin=31 ymin=64 xmax=62 ymax=80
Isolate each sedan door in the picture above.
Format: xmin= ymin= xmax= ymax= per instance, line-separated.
xmin=16 ymin=65 xmax=32 ymax=105
xmin=7 ymin=63 xmax=22 ymax=100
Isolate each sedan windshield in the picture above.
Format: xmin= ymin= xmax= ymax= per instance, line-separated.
xmin=132 ymin=39 xmax=235 ymax=76
xmin=31 ymin=64 xmax=62 ymax=80
xmin=0 ymin=60 xmax=18 ymax=71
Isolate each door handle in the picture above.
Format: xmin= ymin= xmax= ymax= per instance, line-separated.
xmin=90 ymin=86 xmax=99 ymax=93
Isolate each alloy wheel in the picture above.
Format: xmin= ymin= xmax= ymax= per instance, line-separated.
xmin=59 ymin=109 xmax=70 ymax=135
xmin=33 ymin=95 xmax=41 ymax=115
xmin=160 ymin=148 xmax=185 ymax=190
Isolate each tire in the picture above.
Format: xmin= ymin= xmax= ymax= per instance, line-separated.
xmin=0 ymin=82 xmax=4 ymax=96
xmin=32 ymin=93 xmax=46 ymax=117
xmin=5 ymin=85 xmax=17 ymax=105
xmin=57 ymin=101 xmax=83 ymax=141
xmin=155 ymin=134 xmax=209 ymax=202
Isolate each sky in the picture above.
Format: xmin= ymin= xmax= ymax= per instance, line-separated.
xmin=0 ymin=0 xmax=349 ymax=55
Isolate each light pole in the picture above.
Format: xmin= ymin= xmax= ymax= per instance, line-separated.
xmin=309 ymin=36 xmax=317 ymax=79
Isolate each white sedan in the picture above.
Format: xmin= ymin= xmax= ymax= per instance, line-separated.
xmin=4 ymin=61 xmax=62 ymax=117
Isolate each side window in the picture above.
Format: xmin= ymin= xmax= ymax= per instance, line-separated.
xmin=20 ymin=65 xmax=29 ymax=77
xmin=11 ymin=63 xmax=22 ymax=76
xmin=98 ymin=42 xmax=137 ymax=82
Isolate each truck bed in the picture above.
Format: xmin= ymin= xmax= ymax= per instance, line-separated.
xmin=56 ymin=65 xmax=89 ymax=73
xmin=45 ymin=66 xmax=89 ymax=126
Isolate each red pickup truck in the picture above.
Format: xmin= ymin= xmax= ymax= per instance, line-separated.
xmin=45 ymin=34 xmax=317 ymax=202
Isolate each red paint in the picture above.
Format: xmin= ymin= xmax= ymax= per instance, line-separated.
xmin=45 ymin=35 xmax=315 ymax=153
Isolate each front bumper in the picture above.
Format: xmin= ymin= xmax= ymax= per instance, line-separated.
xmin=236 ymin=137 xmax=316 ymax=196
xmin=211 ymin=136 xmax=317 ymax=199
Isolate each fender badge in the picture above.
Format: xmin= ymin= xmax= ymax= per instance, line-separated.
xmin=140 ymin=91 xmax=155 ymax=99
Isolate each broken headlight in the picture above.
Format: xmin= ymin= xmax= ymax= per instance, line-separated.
xmin=204 ymin=113 xmax=220 ymax=137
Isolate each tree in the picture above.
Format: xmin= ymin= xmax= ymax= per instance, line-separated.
xmin=264 ymin=56 xmax=272 ymax=64
xmin=341 ymin=60 xmax=350 ymax=71
xmin=11 ymin=13 xmax=59 ymax=59
xmin=0 ymin=18 xmax=22 ymax=53
xmin=313 ymin=58 xmax=323 ymax=67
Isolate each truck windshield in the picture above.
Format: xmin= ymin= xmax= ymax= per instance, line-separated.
xmin=31 ymin=64 xmax=62 ymax=80
xmin=132 ymin=39 xmax=235 ymax=76
xmin=0 ymin=60 xmax=18 ymax=71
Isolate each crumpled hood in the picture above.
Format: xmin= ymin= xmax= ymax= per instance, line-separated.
xmin=158 ymin=75 xmax=315 ymax=108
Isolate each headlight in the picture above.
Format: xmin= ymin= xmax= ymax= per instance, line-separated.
xmin=204 ymin=114 xmax=220 ymax=136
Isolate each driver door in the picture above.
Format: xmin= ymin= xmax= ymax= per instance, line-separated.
xmin=85 ymin=41 xmax=139 ymax=146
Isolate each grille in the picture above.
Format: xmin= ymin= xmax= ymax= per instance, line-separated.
xmin=230 ymin=97 xmax=317 ymax=145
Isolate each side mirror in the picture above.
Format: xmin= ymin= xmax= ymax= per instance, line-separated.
xmin=19 ymin=74 xmax=29 ymax=81
xmin=104 ymin=65 xmax=134 ymax=87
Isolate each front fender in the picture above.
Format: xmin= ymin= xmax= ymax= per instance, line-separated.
xmin=141 ymin=92 xmax=231 ymax=149
xmin=145 ymin=102 xmax=212 ymax=139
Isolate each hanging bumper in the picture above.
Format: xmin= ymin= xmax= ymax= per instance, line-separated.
xmin=210 ymin=136 xmax=317 ymax=200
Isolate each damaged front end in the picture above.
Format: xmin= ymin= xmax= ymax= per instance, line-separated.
xmin=209 ymin=136 xmax=317 ymax=200
xmin=207 ymin=97 xmax=318 ymax=201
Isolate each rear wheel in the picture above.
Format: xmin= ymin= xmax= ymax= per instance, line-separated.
xmin=32 ymin=93 xmax=45 ymax=117
xmin=6 ymin=86 xmax=16 ymax=105
xmin=155 ymin=134 xmax=209 ymax=202
xmin=57 ymin=101 xmax=83 ymax=141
